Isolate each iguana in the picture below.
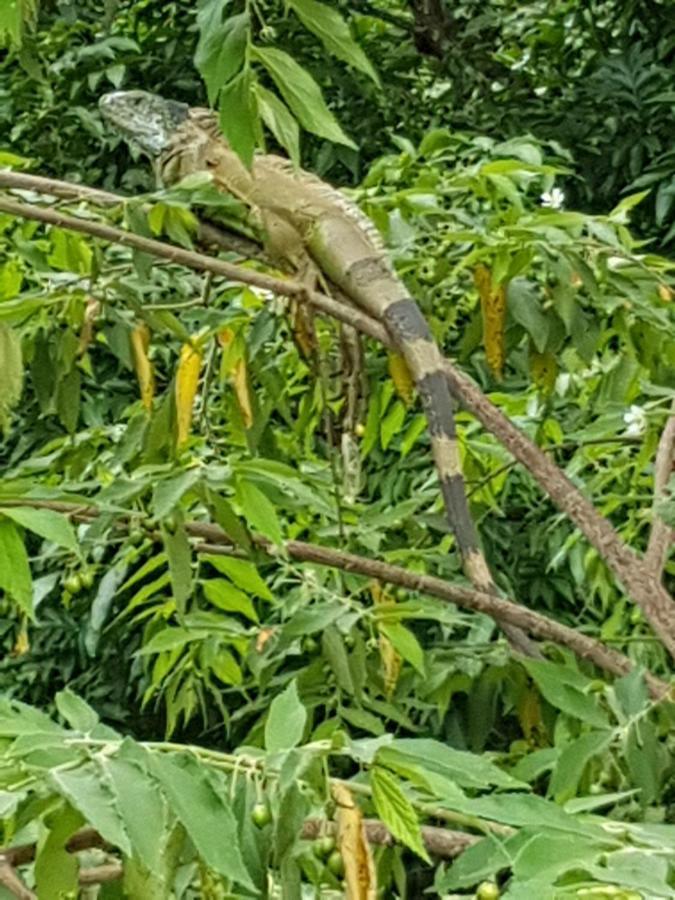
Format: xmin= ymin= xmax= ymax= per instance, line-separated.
xmin=99 ymin=90 xmax=535 ymax=655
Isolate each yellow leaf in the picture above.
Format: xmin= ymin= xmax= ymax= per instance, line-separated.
xmin=218 ymin=328 xmax=254 ymax=429
xmin=387 ymin=351 xmax=414 ymax=406
xmin=474 ymin=264 xmax=506 ymax=380
xmin=129 ymin=322 xmax=155 ymax=412
xmin=78 ymin=296 xmax=101 ymax=356
xmin=658 ymin=283 xmax=673 ymax=302
xmin=529 ymin=346 xmax=557 ymax=395
xmin=370 ymin=582 xmax=402 ymax=699
xmin=175 ymin=342 xmax=203 ymax=447
xmin=12 ymin=619 xmax=29 ymax=656
xmin=332 ymin=783 xmax=377 ymax=900
xmin=291 ymin=300 xmax=317 ymax=359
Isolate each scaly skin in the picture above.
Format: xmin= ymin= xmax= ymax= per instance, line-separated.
xmin=99 ymin=91 xmax=536 ymax=655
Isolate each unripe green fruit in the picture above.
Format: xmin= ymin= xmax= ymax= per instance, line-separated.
xmin=312 ymin=835 xmax=336 ymax=859
xmin=250 ymin=803 xmax=271 ymax=828
xmin=476 ymin=882 xmax=500 ymax=900
xmin=326 ymin=850 xmax=344 ymax=877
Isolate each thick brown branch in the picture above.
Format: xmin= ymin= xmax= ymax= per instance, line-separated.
xmin=1 ymin=499 xmax=668 ymax=696
xmin=646 ymin=402 xmax=675 ymax=578
xmin=1 ymin=190 xmax=674 ymax=657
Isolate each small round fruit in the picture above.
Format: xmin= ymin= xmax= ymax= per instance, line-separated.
xmin=128 ymin=527 xmax=145 ymax=545
xmin=312 ymin=835 xmax=336 ymax=859
xmin=354 ymin=423 xmax=366 ymax=437
xmin=343 ymin=633 xmax=355 ymax=649
xmin=476 ymin=882 xmax=500 ymax=900
xmin=250 ymin=803 xmax=271 ymax=828
xmin=303 ymin=636 xmax=319 ymax=654
xmin=80 ymin=570 xmax=94 ymax=589
xmin=64 ymin=574 xmax=82 ymax=595
xmin=326 ymin=850 xmax=344 ymax=878
xmin=163 ymin=514 xmax=178 ymax=534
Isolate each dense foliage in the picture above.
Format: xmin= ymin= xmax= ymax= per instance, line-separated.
xmin=0 ymin=1 xmax=673 ymax=898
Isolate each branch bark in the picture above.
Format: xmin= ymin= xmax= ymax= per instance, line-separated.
xmin=646 ymin=401 xmax=675 ymax=579
xmin=1 ymin=185 xmax=674 ymax=657
xmin=1 ymin=499 xmax=668 ymax=697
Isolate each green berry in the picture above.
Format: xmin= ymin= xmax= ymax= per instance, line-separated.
xmin=312 ymin=835 xmax=336 ymax=859
xmin=326 ymin=850 xmax=344 ymax=877
xmin=128 ymin=527 xmax=145 ymax=545
xmin=250 ymin=803 xmax=271 ymax=828
xmin=80 ymin=570 xmax=94 ymax=589
xmin=303 ymin=636 xmax=319 ymax=654
xmin=64 ymin=574 xmax=82 ymax=594
xmin=476 ymin=882 xmax=500 ymax=900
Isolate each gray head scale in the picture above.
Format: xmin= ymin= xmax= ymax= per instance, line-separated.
xmin=99 ymin=90 xmax=189 ymax=156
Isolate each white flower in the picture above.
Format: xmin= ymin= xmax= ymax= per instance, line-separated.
xmin=540 ymin=187 xmax=565 ymax=209
xmin=623 ymin=405 xmax=647 ymax=437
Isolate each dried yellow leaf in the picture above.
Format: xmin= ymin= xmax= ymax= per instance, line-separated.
xmin=529 ymin=347 xmax=557 ymax=395
xmin=129 ymin=322 xmax=155 ymax=412
xmin=218 ymin=328 xmax=254 ymax=429
xmin=388 ymin=351 xmax=414 ymax=406
xmin=658 ymin=283 xmax=674 ymax=302
xmin=175 ymin=342 xmax=203 ymax=447
xmin=474 ymin=264 xmax=506 ymax=380
xmin=290 ymin=299 xmax=317 ymax=358
xmin=370 ymin=582 xmax=402 ymax=700
xmin=332 ymin=783 xmax=377 ymax=900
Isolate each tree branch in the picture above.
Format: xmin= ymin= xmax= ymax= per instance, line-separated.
xmin=1 ymin=186 xmax=674 ymax=657
xmin=646 ymin=400 xmax=675 ymax=579
xmin=0 ymin=499 xmax=668 ymax=697
xmin=0 ymin=169 xmax=263 ymax=260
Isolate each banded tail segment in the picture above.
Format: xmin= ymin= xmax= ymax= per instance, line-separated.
xmin=326 ymin=248 xmax=536 ymax=654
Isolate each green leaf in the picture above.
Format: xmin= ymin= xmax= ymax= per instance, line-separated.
xmin=256 ymin=84 xmax=300 ymax=166
xmin=522 ymin=659 xmax=610 ymax=729
xmin=265 ymin=680 xmax=307 ymax=752
xmin=50 ymin=763 xmax=132 ymax=856
xmin=152 ymin=470 xmax=202 ymax=519
xmin=150 ymin=753 xmax=254 ymax=888
xmin=507 ymin=278 xmax=550 ymax=353
xmin=202 ymin=579 xmax=259 ymax=622
xmin=0 ymin=518 xmax=32 ymax=615
xmin=371 ymin=767 xmax=429 ymax=862
xmin=0 ymin=323 xmax=23 ymax=430
xmin=55 ymin=690 xmax=100 ymax=733
xmin=549 ymin=731 xmax=613 ymax=803
xmin=0 ymin=506 xmax=79 ymax=554
xmin=56 ymin=366 xmax=81 ymax=434
xmin=162 ymin=522 xmax=193 ymax=613
xmin=236 ymin=478 xmax=283 ymax=545
xmin=34 ymin=803 xmax=82 ymax=899
xmin=195 ymin=5 xmax=249 ymax=105
xmin=380 ymin=400 xmax=406 ymax=450
xmin=104 ymin=752 xmax=170 ymax=874
xmin=252 ymin=46 xmax=355 ymax=148
xmin=219 ymin=68 xmax=259 ymax=168
xmin=378 ymin=622 xmax=425 ymax=675
xmin=204 ymin=555 xmax=273 ymax=600
xmin=287 ymin=0 xmax=379 ymax=83
xmin=138 ymin=627 xmax=207 ymax=655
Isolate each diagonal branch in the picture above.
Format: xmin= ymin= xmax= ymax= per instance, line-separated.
xmin=646 ymin=400 xmax=675 ymax=579
xmin=0 ymin=499 xmax=668 ymax=697
xmin=1 ymin=189 xmax=674 ymax=657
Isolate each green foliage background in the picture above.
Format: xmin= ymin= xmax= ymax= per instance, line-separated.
xmin=0 ymin=1 xmax=674 ymax=897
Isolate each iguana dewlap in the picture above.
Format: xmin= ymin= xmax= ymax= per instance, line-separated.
xmin=99 ymin=90 xmax=534 ymax=653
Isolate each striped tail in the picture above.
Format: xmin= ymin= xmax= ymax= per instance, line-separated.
xmin=381 ymin=296 xmax=538 ymax=656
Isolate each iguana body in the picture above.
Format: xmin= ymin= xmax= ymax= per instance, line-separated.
xmin=100 ymin=91 xmax=534 ymax=654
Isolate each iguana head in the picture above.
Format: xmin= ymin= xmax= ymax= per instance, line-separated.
xmin=99 ymin=90 xmax=189 ymax=156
